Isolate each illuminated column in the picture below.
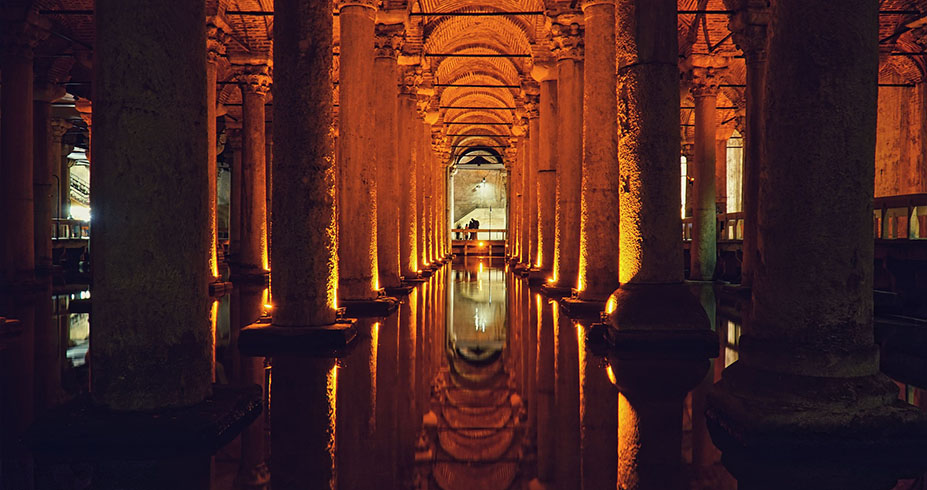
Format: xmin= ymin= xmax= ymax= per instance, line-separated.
xmin=685 ymin=56 xmax=726 ymax=281
xmin=337 ymin=0 xmax=379 ymax=299
xmin=550 ymin=19 xmax=583 ymax=292
xmin=33 ymin=83 xmax=67 ymax=274
xmin=228 ymin=125 xmax=243 ymax=264
xmin=607 ymin=1 xmax=716 ymax=488
xmin=519 ymin=103 xmax=535 ymax=266
xmin=374 ymin=24 xmax=403 ymax=288
xmin=92 ymin=0 xmax=212 ymax=409
xmin=578 ymin=321 xmax=618 ymax=490
xmin=525 ymin=93 xmax=540 ymax=268
xmin=417 ymin=119 xmax=427 ymax=268
xmin=398 ymin=68 xmax=419 ymax=278
xmin=729 ymin=0 xmax=768 ymax=288
xmin=708 ymin=2 xmax=927 ymax=489
xmin=237 ymin=62 xmax=272 ymax=278
xmin=510 ymin=136 xmax=524 ymax=261
xmin=0 ymin=16 xmax=46 ymax=290
xmin=577 ymin=0 xmax=618 ymax=301
xmin=715 ymin=137 xmax=728 ymax=216
xmin=206 ymin=22 xmax=227 ymax=280
xmin=50 ymin=119 xmax=72 ymax=221
xmin=535 ymin=295 xmax=556 ymax=484
xmin=537 ymin=78 xmax=558 ymax=272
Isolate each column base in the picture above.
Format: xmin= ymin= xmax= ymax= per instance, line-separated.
xmin=239 ymin=318 xmax=358 ymax=357
xmin=879 ymin=317 xmax=927 ymax=388
xmin=0 ymin=316 xmax=23 ymax=343
xmin=526 ymin=268 xmax=550 ymax=286
xmin=340 ymin=296 xmax=400 ymax=318
xmin=559 ymin=296 xmax=606 ymax=322
xmin=27 ymin=384 xmax=262 ymax=459
xmin=513 ymin=263 xmax=531 ymax=275
xmin=229 ymin=267 xmax=270 ymax=287
xmin=384 ymin=285 xmax=416 ymax=297
xmin=707 ymin=362 xmax=927 ymax=490
xmin=402 ymin=275 xmax=429 ymax=284
xmin=235 ymin=461 xmax=270 ymax=489
xmin=208 ymin=281 xmax=233 ymax=298
xmin=417 ymin=268 xmax=434 ymax=278
xmin=540 ymin=282 xmax=573 ymax=298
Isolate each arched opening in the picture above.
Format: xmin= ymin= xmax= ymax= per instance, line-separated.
xmin=449 ymin=148 xmax=507 ymax=256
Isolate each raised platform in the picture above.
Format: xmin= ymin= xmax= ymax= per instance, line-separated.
xmin=239 ymin=317 xmax=358 ymax=357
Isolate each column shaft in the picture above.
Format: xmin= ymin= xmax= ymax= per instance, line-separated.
xmin=398 ymin=93 xmax=419 ymax=278
xmin=373 ymin=32 xmax=402 ymax=288
xmin=537 ymin=80 xmax=558 ymax=272
xmin=579 ymin=0 xmax=619 ymax=300
xmin=520 ymin=133 xmax=531 ymax=265
xmin=511 ymin=142 xmax=524 ymax=260
xmin=741 ymin=48 xmax=765 ymax=288
xmin=715 ymin=138 xmax=727 ymax=215
xmin=417 ymin=121 xmax=428 ymax=266
xmin=271 ymin=0 xmax=338 ymax=326
xmin=338 ymin=4 xmax=379 ymax=298
xmin=33 ymin=99 xmax=53 ymax=273
xmin=553 ymin=38 xmax=583 ymax=289
xmin=691 ymin=91 xmax=718 ymax=280
xmin=240 ymin=77 xmax=269 ymax=274
xmin=92 ymin=0 xmax=211 ymax=409
xmin=528 ymin=115 xmax=540 ymax=267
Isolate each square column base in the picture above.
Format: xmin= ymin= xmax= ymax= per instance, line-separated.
xmin=384 ymin=285 xmax=416 ymax=297
xmin=559 ymin=297 xmax=606 ymax=322
xmin=239 ymin=318 xmax=358 ymax=357
xmin=340 ymin=296 xmax=400 ymax=318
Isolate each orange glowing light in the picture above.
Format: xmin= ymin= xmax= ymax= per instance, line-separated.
xmin=547 ymin=277 xmax=556 ymax=283
xmin=606 ymin=296 xmax=617 ymax=315
xmin=210 ymin=300 xmax=219 ymax=382
xmin=264 ymin=303 xmax=273 ymax=310
xmin=479 ymin=241 xmax=485 ymax=247
xmin=606 ymin=365 xmax=617 ymax=386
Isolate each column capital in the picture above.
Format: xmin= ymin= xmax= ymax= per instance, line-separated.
xmin=34 ymin=81 xmax=67 ymax=103
xmin=335 ymin=0 xmax=378 ymax=12
xmin=683 ymin=54 xmax=729 ymax=97
xmin=524 ymin=93 xmax=540 ymax=119
xmin=236 ymin=64 xmax=273 ymax=95
xmin=399 ymin=64 xmax=422 ymax=95
xmin=727 ymin=0 xmax=770 ymax=61
xmin=206 ymin=23 xmax=229 ymax=63
xmin=551 ymin=20 xmax=584 ymax=61
xmin=1 ymin=15 xmax=50 ymax=58
xmin=580 ymin=0 xmax=614 ymax=11
xmin=374 ymin=23 xmax=405 ymax=59
xmin=51 ymin=118 xmax=72 ymax=143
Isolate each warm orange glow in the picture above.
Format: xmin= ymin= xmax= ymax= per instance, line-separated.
xmin=547 ymin=277 xmax=556 ymax=284
xmin=210 ymin=300 xmax=218 ymax=382
xmin=606 ymin=365 xmax=617 ymax=386
xmin=576 ymin=275 xmax=584 ymax=292
xmin=326 ymin=362 xmax=338 ymax=485
xmin=605 ymin=296 xmax=617 ymax=315
xmin=479 ymin=241 xmax=485 ymax=247
xmin=369 ymin=322 xmax=379 ymax=434
xmin=576 ymin=322 xmax=586 ymax=417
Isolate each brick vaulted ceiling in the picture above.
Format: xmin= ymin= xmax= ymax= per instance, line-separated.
xmin=22 ymin=0 xmax=927 ymax=157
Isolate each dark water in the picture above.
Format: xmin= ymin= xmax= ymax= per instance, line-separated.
xmin=4 ymin=262 xmax=925 ymax=489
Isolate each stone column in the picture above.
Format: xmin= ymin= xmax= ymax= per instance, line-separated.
xmin=578 ymin=0 xmax=618 ymax=301
xmin=33 ymin=83 xmax=66 ymax=274
xmin=92 ymin=0 xmax=212 ymax=410
xmin=374 ymin=24 xmax=403 ymax=288
xmin=685 ymin=57 xmax=726 ymax=281
xmin=549 ymin=19 xmax=584 ymax=292
xmin=206 ymin=22 xmax=227 ymax=280
xmin=715 ymin=137 xmax=728 ymax=216
xmin=417 ymin=119 xmax=429 ymax=268
xmin=337 ymin=0 xmax=379 ymax=299
xmin=50 ymin=119 xmax=72 ymax=222
xmin=398 ymin=68 xmax=419 ymax=279
xmin=526 ymin=96 xmax=541 ymax=268
xmin=729 ymin=0 xmax=768 ymax=288
xmin=0 ymin=16 xmax=46 ymax=291
xmin=237 ymin=63 xmax=272 ymax=279
xmin=537 ymin=78 xmax=558 ymax=273
xmin=519 ymin=108 xmax=535 ymax=267
xmin=607 ymin=1 xmax=717 ymax=488
xmin=510 ymin=136 xmax=524 ymax=261
xmin=707 ymin=2 xmax=927 ymax=489
xmin=228 ymin=125 xmax=243 ymax=264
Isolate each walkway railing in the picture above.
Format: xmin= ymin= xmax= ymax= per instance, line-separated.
xmin=451 ymin=228 xmax=507 ymax=241
xmin=874 ymin=193 xmax=927 ymax=240
xmin=451 ymin=228 xmax=507 ymax=256
xmin=682 ymin=212 xmax=744 ymax=241
xmin=53 ymin=218 xmax=89 ymax=240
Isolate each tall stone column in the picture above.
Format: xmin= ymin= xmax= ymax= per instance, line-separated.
xmin=607 ymin=1 xmax=717 ymax=488
xmin=237 ymin=63 xmax=272 ymax=280
xmin=50 ymin=119 xmax=72 ymax=222
xmin=0 ymin=16 xmax=46 ymax=292
xmin=33 ymin=84 xmax=66 ymax=274
xmin=92 ymin=0 xmax=212 ymax=410
xmin=519 ymin=104 xmax=536 ymax=267
xmin=685 ymin=57 xmax=726 ymax=281
xmin=549 ymin=19 xmax=584 ymax=293
xmin=228 ymin=125 xmax=243 ymax=264
xmin=577 ymin=0 xmax=618 ymax=301
xmin=526 ymin=96 xmax=541 ymax=268
xmin=708 ymin=2 xmax=927 ymax=488
xmin=338 ymin=0 xmax=379 ymax=299
xmin=715 ymin=137 xmax=728 ymax=216
xmin=374 ymin=24 xmax=403 ymax=288
xmin=417 ymin=119 xmax=429 ymax=268
xmin=398 ymin=68 xmax=419 ymax=279
xmin=510 ymin=136 xmax=524 ymax=262
xmin=728 ymin=0 xmax=768 ymax=288
xmin=206 ymin=22 xmax=227 ymax=280
xmin=537 ymin=78 xmax=558 ymax=273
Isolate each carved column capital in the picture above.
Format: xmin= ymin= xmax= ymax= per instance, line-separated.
xmin=375 ymin=23 xmax=405 ymax=59
xmin=728 ymin=1 xmax=770 ymax=61
xmin=237 ymin=64 xmax=272 ymax=95
xmin=683 ymin=55 xmax=729 ymax=97
xmin=524 ymin=93 xmax=540 ymax=119
xmin=50 ymin=118 xmax=72 ymax=143
xmin=399 ymin=64 xmax=422 ymax=95
xmin=206 ymin=24 xmax=229 ymax=63
xmin=551 ymin=20 xmax=584 ymax=61
xmin=335 ymin=0 xmax=378 ymax=12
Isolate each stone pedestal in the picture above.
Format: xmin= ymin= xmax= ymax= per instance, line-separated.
xmin=707 ymin=2 xmax=927 ymax=488
xmin=578 ymin=0 xmax=619 ymax=302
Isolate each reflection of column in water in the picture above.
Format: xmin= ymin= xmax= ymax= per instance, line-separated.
xmin=398 ymin=290 xmax=418 ymax=486
xmin=527 ymin=284 xmax=539 ymax=441
xmin=577 ymin=321 xmax=617 ymax=490
xmin=534 ymin=294 xmax=556 ymax=484
xmin=374 ymin=312 xmax=400 ymax=486
xmin=336 ymin=319 xmax=378 ymax=490
xmin=1 ymin=292 xmax=36 ymax=490
xmin=236 ymin=284 xmax=269 ymax=487
xmin=35 ymin=282 xmax=60 ymax=413
xmin=690 ymin=283 xmax=720 ymax=469
xmin=553 ymin=302 xmax=580 ymax=489
xmin=269 ymin=356 xmax=338 ymax=489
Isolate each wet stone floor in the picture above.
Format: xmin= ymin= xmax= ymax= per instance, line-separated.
xmin=4 ymin=260 xmax=927 ymax=489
